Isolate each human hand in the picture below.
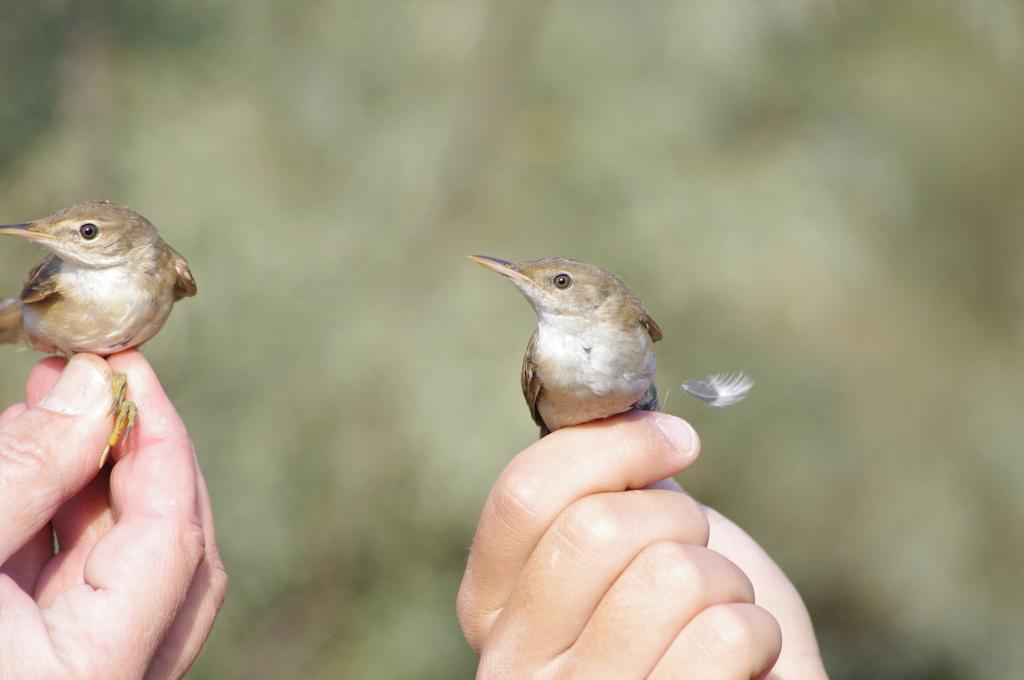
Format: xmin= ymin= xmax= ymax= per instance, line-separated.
xmin=0 ymin=351 xmax=227 ymax=679
xmin=457 ymin=411 xmax=826 ymax=679
xmin=655 ymin=480 xmax=829 ymax=679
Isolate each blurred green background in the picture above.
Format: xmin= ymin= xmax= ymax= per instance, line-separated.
xmin=1 ymin=1 xmax=1021 ymax=677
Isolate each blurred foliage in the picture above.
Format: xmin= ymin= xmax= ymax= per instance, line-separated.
xmin=1 ymin=1 xmax=1022 ymax=677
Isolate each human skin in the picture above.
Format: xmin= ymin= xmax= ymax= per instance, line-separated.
xmin=457 ymin=411 xmax=829 ymax=679
xmin=0 ymin=351 xmax=227 ymax=679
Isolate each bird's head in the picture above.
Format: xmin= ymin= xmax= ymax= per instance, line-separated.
xmin=0 ymin=201 xmax=161 ymax=269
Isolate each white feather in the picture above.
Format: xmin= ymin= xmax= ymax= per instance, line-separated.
xmin=681 ymin=372 xmax=754 ymax=408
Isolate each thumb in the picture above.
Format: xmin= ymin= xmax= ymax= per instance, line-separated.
xmin=0 ymin=354 xmax=115 ymax=563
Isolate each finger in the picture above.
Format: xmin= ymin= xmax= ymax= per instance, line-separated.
xmin=458 ymin=411 xmax=700 ymax=649
xmin=26 ymin=358 xmax=114 ymax=605
xmin=2 ymin=357 xmax=85 ymax=597
xmin=145 ymin=456 xmax=228 ymax=680
xmin=34 ymin=472 xmax=115 ymax=606
xmin=0 ymin=403 xmax=27 ymax=425
xmin=104 ymin=350 xmax=197 ymax=520
xmin=0 ymin=354 xmax=115 ymax=564
xmin=25 ymin=356 xmax=68 ymax=406
xmin=43 ymin=350 xmax=203 ymax=679
xmin=0 ymin=575 xmax=61 ymax=677
xmin=486 ymin=490 xmax=710 ymax=663
xmin=703 ymin=506 xmax=828 ymax=678
xmin=644 ymin=484 xmax=828 ymax=676
xmin=648 ymin=603 xmax=782 ymax=680
xmin=566 ymin=543 xmax=755 ymax=678
xmin=1 ymin=526 xmax=53 ymax=594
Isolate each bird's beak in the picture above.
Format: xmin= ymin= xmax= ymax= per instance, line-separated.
xmin=0 ymin=223 xmax=51 ymax=242
xmin=469 ymin=255 xmax=533 ymax=286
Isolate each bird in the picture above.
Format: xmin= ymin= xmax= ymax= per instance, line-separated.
xmin=0 ymin=200 xmax=197 ymax=465
xmin=470 ymin=255 xmax=751 ymax=437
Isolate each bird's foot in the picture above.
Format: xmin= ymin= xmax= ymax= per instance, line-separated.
xmin=100 ymin=373 xmax=138 ymax=468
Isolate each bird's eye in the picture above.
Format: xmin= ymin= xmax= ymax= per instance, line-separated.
xmin=79 ymin=223 xmax=98 ymax=240
xmin=553 ymin=273 xmax=572 ymax=289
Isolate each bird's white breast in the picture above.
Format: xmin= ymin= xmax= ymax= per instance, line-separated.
xmin=534 ymin=315 xmax=656 ymax=429
xmin=23 ymin=263 xmax=173 ymax=355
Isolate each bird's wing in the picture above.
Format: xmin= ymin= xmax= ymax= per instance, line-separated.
xmin=521 ymin=329 xmax=550 ymax=436
xmin=170 ymin=248 xmax=197 ymax=299
xmin=20 ymin=255 xmax=63 ymax=304
xmin=641 ymin=311 xmax=663 ymax=343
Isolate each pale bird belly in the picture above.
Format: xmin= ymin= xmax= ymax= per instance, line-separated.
xmin=538 ymin=385 xmax=646 ymax=431
xmin=23 ymin=294 xmax=171 ymax=356
xmin=535 ymin=323 xmax=656 ymax=431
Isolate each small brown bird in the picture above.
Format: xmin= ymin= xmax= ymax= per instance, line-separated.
xmin=470 ymin=255 xmax=751 ymax=437
xmin=0 ymin=201 xmax=197 ymax=465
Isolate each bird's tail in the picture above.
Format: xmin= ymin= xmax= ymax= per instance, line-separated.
xmin=634 ymin=383 xmax=659 ymax=412
xmin=0 ymin=298 xmax=22 ymax=345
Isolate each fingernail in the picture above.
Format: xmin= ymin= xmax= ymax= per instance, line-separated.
xmin=655 ymin=416 xmax=699 ymax=458
xmin=39 ymin=356 xmax=109 ymax=416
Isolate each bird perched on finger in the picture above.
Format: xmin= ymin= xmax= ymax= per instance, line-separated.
xmin=470 ymin=255 xmax=751 ymax=437
xmin=0 ymin=200 xmax=197 ymax=464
